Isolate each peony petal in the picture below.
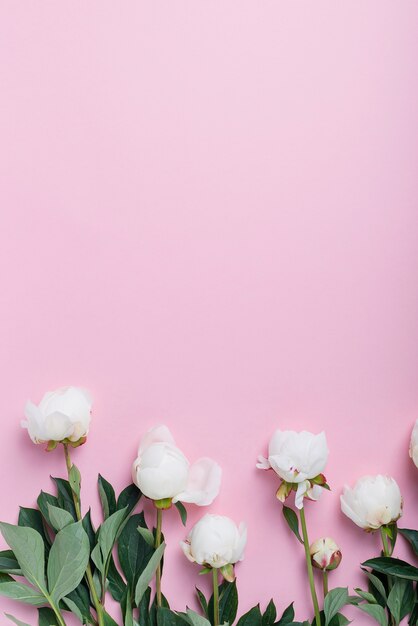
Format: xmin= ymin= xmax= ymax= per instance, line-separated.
xmin=174 ymin=457 xmax=222 ymax=506
xmin=295 ymin=480 xmax=310 ymax=509
xmin=180 ymin=540 xmax=196 ymax=563
xmin=256 ymin=455 xmax=271 ymax=470
xmin=138 ymin=425 xmax=176 ymax=455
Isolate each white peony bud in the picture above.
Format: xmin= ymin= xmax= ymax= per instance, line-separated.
xmin=310 ymin=537 xmax=342 ymax=571
xmin=340 ymin=474 xmax=403 ymax=531
xmin=132 ymin=425 xmax=221 ymax=506
xmin=180 ymin=514 xmax=247 ymax=570
xmin=22 ymin=386 xmax=92 ymax=445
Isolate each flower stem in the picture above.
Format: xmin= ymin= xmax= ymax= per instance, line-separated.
xmin=322 ymin=570 xmax=329 ymax=600
xmin=155 ymin=507 xmax=163 ymax=607
xmin=212 ymin=567 xmax=220 ymax=626
xmin=380 ymin=526 xmax=395 ymax=626
xmin=63 ymin=444 xmax=105 ymax=626
xmin=299 ymin=507 xmax=321 ymax=626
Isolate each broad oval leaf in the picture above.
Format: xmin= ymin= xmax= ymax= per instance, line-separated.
xmin=362 ymin=557 xmax=418 ymax=581
xmin=47 ymin=504 xmax=74 ymax=532
xmin=357 ymin=603 xmax=388 ymax=626
xmin=324 ymin=587 xmax=349 ymax=626
xmin=236 ymin=605 xmax=262 ymax=626
xmin=0 ymin=523 xmax=46 ymax=593
xmin=47 ymin=520 xmax=90 ymax=603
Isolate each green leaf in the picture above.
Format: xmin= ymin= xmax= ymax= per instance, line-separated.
xmin=157 ymin=608 xmax=189 ymax=626
xmin=51 ymin=478 xmax=77 ymax=519
xmin=236 ymin=605 xmax=262 ymax=626
xmin=354 ymin=588 xmax=377 ymax=604
xmin=37 ymin=492 xmax=60 ymax=528
xmin=69 ymin=464 xmax=81 ymax=498
xmin=0 ymin=581 xmax=46 ymax=605
xmin=329 ymin=614 xmax=350 ymax=626
xmin=196 ymin=587 xmax=209 ymax=618
xmin=0 ymin=523 xmax=47 ymax=593
xmin=362 ymin=557 xmax=418 ymax=581
xmin=0 ymin=550 xmax=21 ymax=575
xmin=362 ymin=569 xmax=387 ymax=605
xmin=18 ymin=507 xmax=51 ymax=547
xmin=82 ymin=508 xmax=96 ymax=552
xmin=277 ymin=602 xmax=294 ymax=624
xmin=262 ymin=599 xmax=276 ymax=626
xmin=186 ymin=609 xmax=212 ymax=626
xmin=5 ymin=614 xmax=31 ymax=626
xmin=92 ymin=508 xmax=128 ymax=575
xmin=134 ymin=541 xmax=165 ymax=605
xmin=324 ymin=588 xmax=349 ymax=626
xmin=138 ymin=526 xmax=155 ymax=547
xmin=118 ymin=513 xmax=154 ymax=594
xmin=117 ymin=484 xmax=142 ymax=515
xmin=107 ymin=556 xmax=127 ymax=603
xmin=38 ymin=606 xmax=59 ymax=626
xmin=98 ymin=475 xmax=117 ymax=520
xmin=47 ymin=520 xmax=90 ymax=603
xmin=387 ymin=578 xmax=415 ymax=623
xmin=174 ymin=502 xmax=187 ymax=526
xmin=65 ymin=582 xmax=94 ymax=624
xmin=399 ymin=528 xmax=418 ymax=556
xmin=47 ymin=504 xmax=74 ymax=532
xmin=357 ymin=603 xmax=388 ymax=626
xmin=209 ymin=580 xmax=239 ymax=626
xmin=282 ymin=506 xmax=303 ymax=544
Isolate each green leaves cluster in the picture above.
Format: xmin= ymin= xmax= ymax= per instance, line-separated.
xmin=0 ymin=471 xmax=168 ymax=626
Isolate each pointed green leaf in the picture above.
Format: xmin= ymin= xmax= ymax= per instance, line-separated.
xmin=0 ymin=550 xmax=21 ymax=575
xmin=134 ymin=541 xmax=165 ymax=605
xmin=38 ymin=607 xmax=59 ymax=625
xmin=324 ymin=588 xmax=349 ymax=626
xmin=118 ymin=513 xmax=154 ymax=594
xmin=186 ymin=609 xmax=212 ymax=626
xmin=18 ymin=507 xmax=51 ymax=547
xmin=51 ymin=478 xmax=76 ymax=519
xmin=278 ymin=601 xmax=294 ymax=624
xmin=98 ymin=475 xmax=117 ymax=520
xmin=92 ymin=507 xmax=128 ymax=575
xmin=209 ymin=580 xmax=238 ymax=626
xmin=138 ymin=525 xmax=155 ymax=547
xmin=47 ymin=520 xmax=90 ymax=603
xmin=37 ymin=492 xmax=60 ymax=528
xmin=236 ymin=605 xmax=262 ymax=626
xmin=0 ymin=523 xmax=46 ymax=593
xmin=196 ymin=587 xmax=209 ymax=617
xmin=357 ymin=603 xmax=388 ymax=626
xmin=262 ymin=599 xmax=276 ymax=626
xmin=5 ymin=614 xmax=31 ymax=626
xmin=117 ymin=484 xmax=142 ymax=515
xmin=399 ymin=528 xmax=418 ymax=556
xmin=47 ymin=504 xmax=74 ymax=532
xmin=362 ymin=557 xmax=418 ymax=580
xmin=282 ymin=506 xmax=303 ymax=544
xmin=174 ymin=502 xmax=187 ymax=526
xmin=0 ymin=581 xmax=46 ymax=605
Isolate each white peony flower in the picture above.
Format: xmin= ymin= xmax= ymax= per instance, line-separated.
xmin=409 ymin=420 xmax=418 ymax=468
xmin=132 ymin=425 xmax=221 ymax=506
xmin=310 ymin=537 xmax=342 ymax=571
xmin=181 ymin=514 xmax=247 ymax=570
xmin=257 ymin=430 xmax=329 ymax=509
xmin=22 ymin=386 xmax=92 ymax=445
xmin=340 ymin=474 xmax=403 ymax=531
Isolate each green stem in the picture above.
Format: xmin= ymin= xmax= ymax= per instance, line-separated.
xmin=155 ymin=507 xmax=163 ymax=607
xmin=299 ymin=507 xmax=321 ymax=626
xmin=212 ymin=567 xmax=220 ymax=626
xmin=49 ymin=597 xmax=67 ymax=626
xmin=63 ymin=444 xmax=105 ymax=626
xmin=380 ymin=527 xmax=396 ymax=626
xmin=322 ymin=570 xmax=329 ymax=600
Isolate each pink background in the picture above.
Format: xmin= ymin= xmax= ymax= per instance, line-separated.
xmin=1 ymin=2 xmax=418 ymax=624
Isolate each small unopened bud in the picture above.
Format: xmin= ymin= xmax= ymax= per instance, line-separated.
xmin=309 ymin=537 xmax=342 ymax=571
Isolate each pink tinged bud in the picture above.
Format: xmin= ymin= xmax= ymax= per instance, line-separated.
xmin=310 ymin=537 xmax=342 ymax=571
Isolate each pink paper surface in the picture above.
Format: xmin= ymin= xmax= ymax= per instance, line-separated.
xmin=1 ymin=2 xmax=418 ymax=624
